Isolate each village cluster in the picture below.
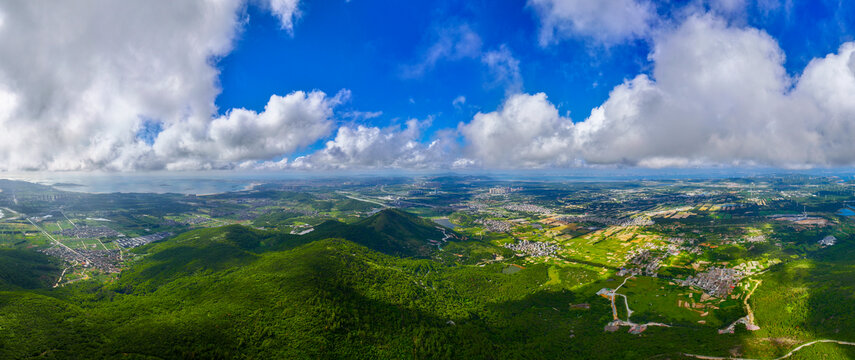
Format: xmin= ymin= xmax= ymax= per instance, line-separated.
xmin=679 ymin=267 xmax=744 ymax=297
xmin=475 ymin=219 xmax=513 ymax=233
xmin=503 ymin=203 xmax=551 ymax=215
xmin=40 ymin=247 xmax=121 ymax=273
xmin=504 ymin=239 xmax=558 ymax=257
xmin=58 ymin=226 xmax=121 ymax=239
xmin=116 ymin=232 xmax=173 ymax=248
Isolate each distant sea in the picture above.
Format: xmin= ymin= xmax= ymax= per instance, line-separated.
xmin=3 ymin=167 xmax=855 ymax=195
xmin=0 ymin=172 xmax=269 ymax=195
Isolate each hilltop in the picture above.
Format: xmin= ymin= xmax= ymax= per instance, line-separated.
xmin=115 ymin=209 xmax=453 ymax=293
xmin=303 ymin=209 xmax=453 ymax=258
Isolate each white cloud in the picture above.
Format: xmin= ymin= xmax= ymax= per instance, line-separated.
xmin=574 ymin=14 xmax=793 ymax=165
xmin=341 ymin=110 xmax=383 ymax=121
xmin=528 ymin=0 xmax=656 ymax=45
xmin=481 ymin=45 xmax=523 ymax=94
xmin=0 ymin=0 xmax=321 ymax=171
xmin=244 ymin=157 xmax=290 ymax=170
xmin=789 ymin=42 xmax=855 ymax=165
xmin=4 ymin=1 xmax=855 ymax=172
xmin=291 ymin=119 xmax=457 ymax=169
xmin=152 ymin=90 xmax=344 ymax=169
xmin=0 ymin=1 xmax=242 ymax=170
xmin=459 ymin=93 xmax=576 ymax=168
xmin=452 ymin=95 xmax=466 ymax=108
xmin=402 ymin=24 xmax=482 ymax=78
xmin=403 ymin=24 xmax=524 ymax=96
xmin=266 ymin=0 xmax=301 ymax=31
xmin=707 ymin=0 xmax=747 ymax=15
xmin=287 ymin=13 xmax=855 ymax=170
xmin=228 ymin=13 xmax=855 ymax=171
xmin=796 ymin=42 xmax=855 ymax=120
xmin=456 ymin=15 xmax=855 ymax=169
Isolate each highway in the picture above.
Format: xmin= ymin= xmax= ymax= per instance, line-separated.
xmin=27 ymin=217 xmax=91 ymax=263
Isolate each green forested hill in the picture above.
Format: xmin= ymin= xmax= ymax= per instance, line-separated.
xmin=304 ymin=209 xmax=448 ymax=258
xmin=0 ymin=237 xmax=732 ymax=358
xmin=2 ymin=209 xmax=854 ymax=359
xmin=0 ymin=249 xmax=60 ymax=291
xmin=117 ymin=208 xmax=448 ymax=293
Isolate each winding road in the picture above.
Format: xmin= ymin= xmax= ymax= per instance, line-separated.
xmin=683 ymin=278 xmax=854 ymax=359
xmin=683 ymin=339 xmax=855 ymax=360
xmin=602 ymin=276 xmax=672 ymax=331
xmin=720 ymin=279 xmax=762 ymax=334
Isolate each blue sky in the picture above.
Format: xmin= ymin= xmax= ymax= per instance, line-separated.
xmin=216 ymin=0 xmax=854 ymax=148
xmin=0 ymin=0 xmax=854 ymax=171
xmin=216 ymin=0 xmax=645 ymax=137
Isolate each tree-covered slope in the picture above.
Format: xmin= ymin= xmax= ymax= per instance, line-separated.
xmin=0 ymin=249 xmax=60 ymax=290
xmin=117 ymin=225 xmax=313 ymax=292
xmin=304 ymin=209 xmax=449 ymax=258
xmin=118 ymin=209 xmax=448 ymax=293
xmin=7 ymin=209 xmax=855 ymax=359
xmin=0 ymin=226 xmax=745 ymax=359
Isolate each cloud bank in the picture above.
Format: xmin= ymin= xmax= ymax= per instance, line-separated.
xmin=153 ymin=90 xmax=345 ymax=170
xmin=0 ymin=0 xmax=320 ymax=171
xmin=291 ymin=119 xmax=457 ymax=170
xmin=457 ymin=15 xmax=855 ymax=169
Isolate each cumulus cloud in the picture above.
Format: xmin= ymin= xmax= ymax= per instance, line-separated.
xmin=789 ymin=42 xmax=855 ymax=165
xmin=528 ymin=0 xmax=656 ymax=45
xmin=252 ymin=11 xmax=855 ymax=170
xmin=458 ymin=92 xmax=576 ymax=168
xmin=0 ymin=0 xmax=316 ymax=171
xmin=285 ymin=14 xmax=855 ymax=171
xmin=4 ymin=0 xmax=855 ymax=172
xmin=574 ymin=14 xmax=793 ymax=165
xmin=459 ymin=15 xmax=855 ymax=169
xmin=290 ymin=119 xmax=458 ymax=169
xmin=572 ymin=14 xmax=855 ymax=167
xmin=153 ymin=90 xmax=345 ymax=170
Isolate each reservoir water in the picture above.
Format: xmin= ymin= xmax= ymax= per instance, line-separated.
xmin=433 ymin=218 xmax=458 ymax=229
